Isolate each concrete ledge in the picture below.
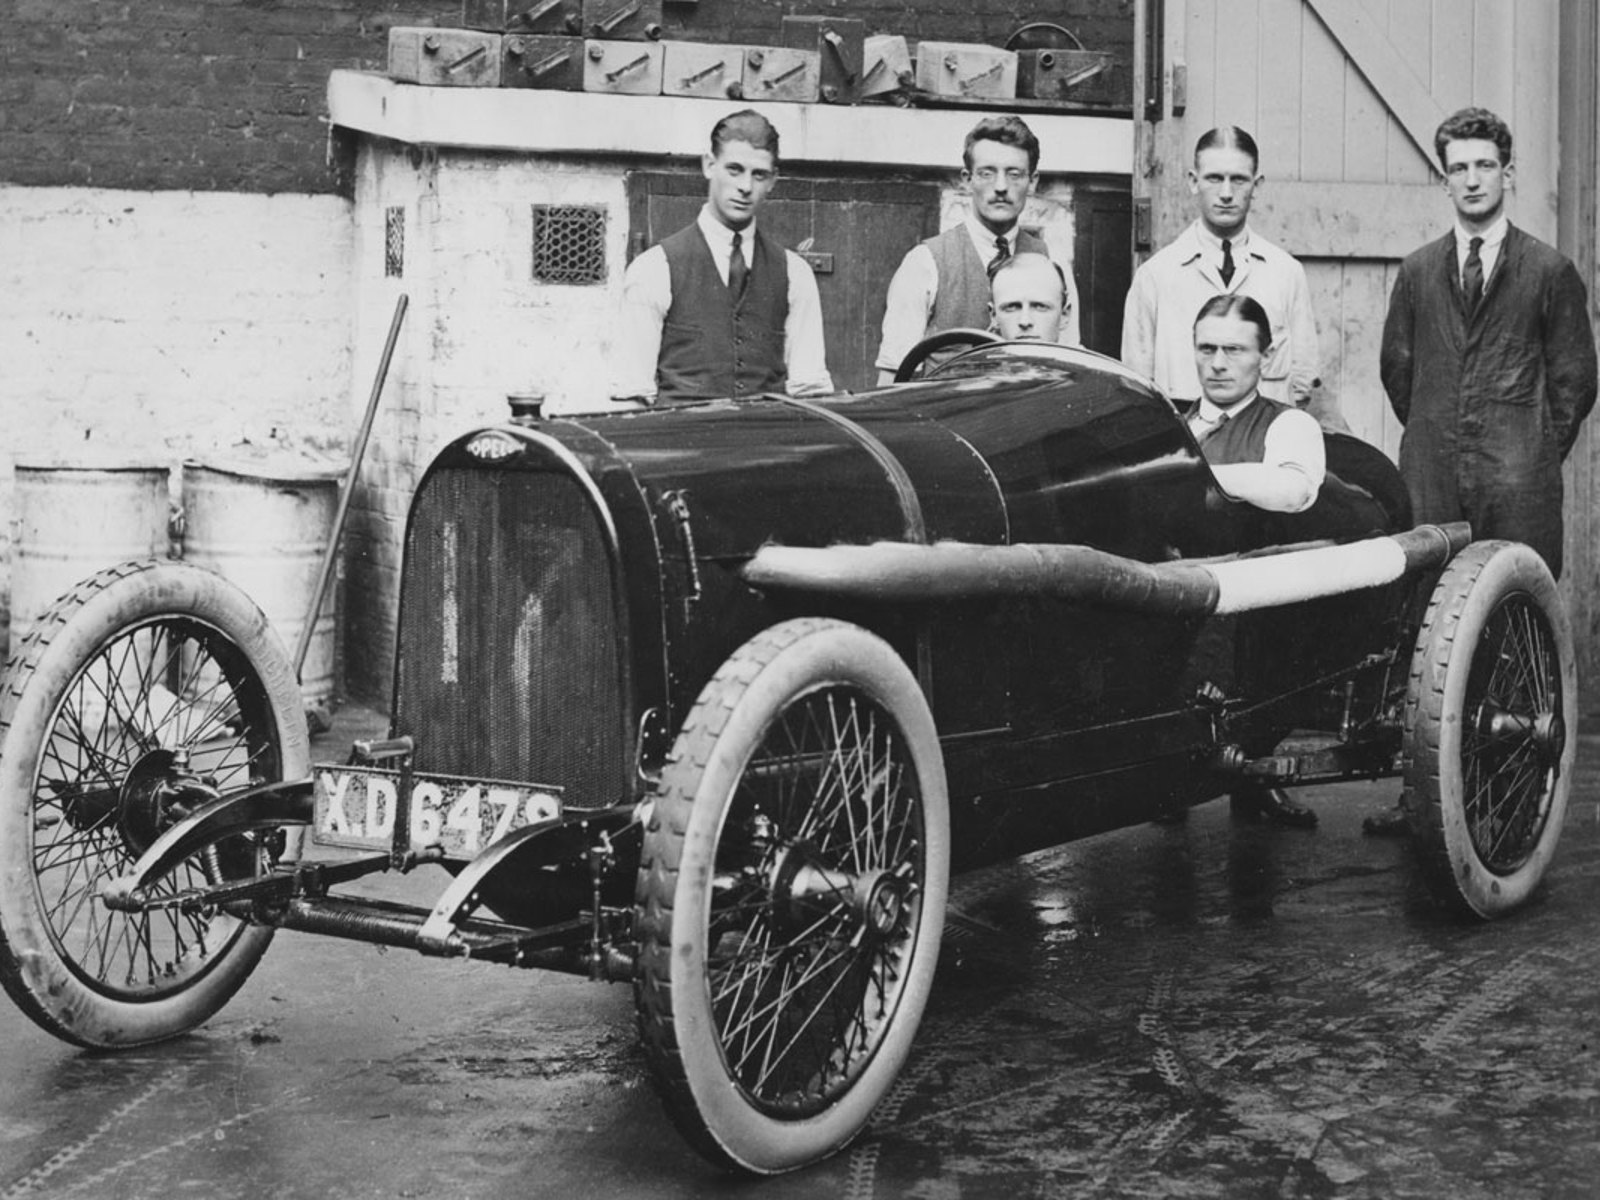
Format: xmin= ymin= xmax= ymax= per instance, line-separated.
xmin=327 ymin=70 xmax=1132 ymax=175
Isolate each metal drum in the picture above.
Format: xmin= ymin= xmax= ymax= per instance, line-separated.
xmin=181 ymin=456 xmax=346 ymax=723
xmin=11 ymin=460 xmax=171 ymax=652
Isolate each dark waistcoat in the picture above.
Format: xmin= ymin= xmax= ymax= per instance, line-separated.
xmin=1201 ymin=395 xmax=1294 ymax=466
xmin=658 ymin=224 xmax=789 ymax=401
xmin=925 ymin=224 xmax=1049 ymax=335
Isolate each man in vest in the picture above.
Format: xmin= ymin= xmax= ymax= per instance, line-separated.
xmin=611 ymin=110 xmax=833 ymax=404
xmin=874 ymin=115 xmax=1080 ymax=384
xmin=1192 ymin=292 xmax=1326 ymax=828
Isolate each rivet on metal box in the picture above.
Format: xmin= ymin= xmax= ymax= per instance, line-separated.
xmin=503 ymin=34 xmax=586 ymax=90
xmin=662 ymin=42 xmax=747 ymax=100
xmin=743 ymin=46 xmax=820 ymax=104
xmin=582 ymin=0 xmax=662 ymax=41
xmin=462 ymin=0 xmax=582 ymax=35
xmin=583 ymin=39 xmax=664 ymax=95
xmin=388 ymin=27 xmax=504 ymax=87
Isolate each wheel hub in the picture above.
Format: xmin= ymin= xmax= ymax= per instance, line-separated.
xmin=768 ymin=847 xmax=908 ymax=942
xmin=1477 ymin=703 xmax=1565 ymax=765
xmin=118 ymin=748 xmax=219 ymax=858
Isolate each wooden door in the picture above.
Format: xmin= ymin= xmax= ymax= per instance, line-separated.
xmin=1132 ymin=0 xmax=1600 ymax=700
xmin=627 ymin=172 xmax=940 ymax=392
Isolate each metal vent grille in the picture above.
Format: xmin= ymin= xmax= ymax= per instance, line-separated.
xmin=531 ymin=204 xmax=606 ymax=283
xmin=384 ymin=206 xmax=405 ymax=278
xmin=393 ymin=466 xmax=626 ymax=810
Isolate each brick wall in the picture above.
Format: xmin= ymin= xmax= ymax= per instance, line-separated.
xmin=3 ymin=1 xmax=1130 ymax=192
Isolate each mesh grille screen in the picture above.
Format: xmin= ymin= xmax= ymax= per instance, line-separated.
xmin=394 ymin=467 xmax=626 ymax=810
xmin=531 ymin=204 xmax=607 ymax=284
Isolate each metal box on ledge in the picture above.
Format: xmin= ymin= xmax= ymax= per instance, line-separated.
xmin=780 ymin=15 xmax=863 ymax=103
xmin=1016 ymin=48 xmax=1119 ymax=105
xmin=503 ymin=34 xmax=585 ymax=89
xmin=662 ymin=42 xmax=747 ymax=100
xmin=742 ymin=46 xmax=820 ymax=104
xmin=582 ymin=39 xmax=663 ymax=94
xmin=914 ymin=42 xmax=1016 ymax=100
xmin=462 ymin=0 xmax=582 ymax=34
xmin=582 ymin=0 xmax=662 ymax=41
xmin=388 ymin=28 xmax=503 ymax=87
xmin=860 ymin=34 xmax=912 ymax=98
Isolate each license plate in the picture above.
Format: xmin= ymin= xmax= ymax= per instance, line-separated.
xmin=312 ymin=765 xmax=563 ymax=858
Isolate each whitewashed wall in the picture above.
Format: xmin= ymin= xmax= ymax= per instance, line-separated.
xmin=0 ymin=185 xmax=356 ymax=632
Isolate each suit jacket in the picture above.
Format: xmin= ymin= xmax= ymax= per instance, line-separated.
xmin=1380 ymin=223 xmax=1597 ymax=575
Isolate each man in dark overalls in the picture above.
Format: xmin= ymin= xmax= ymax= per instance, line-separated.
xmin=1368 ymin=106 xmax=1597 ymax=835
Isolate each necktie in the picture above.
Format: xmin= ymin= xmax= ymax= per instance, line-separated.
xmin=1220 ymin=238 xmax=1235 ymax=286
xmin=728 ymin=231 xmax=747 ymax=299
xmin=1191 ymin=409 xmax=1228 ymax=442
xmin=988 ymin=234 xmax=1010 ymax=276
xmin=1463 ymin=235 xmax=1484 ymax=310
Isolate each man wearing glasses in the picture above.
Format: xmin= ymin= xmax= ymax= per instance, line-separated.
xmin=874 ymin=115 xmax=1079 ymax=384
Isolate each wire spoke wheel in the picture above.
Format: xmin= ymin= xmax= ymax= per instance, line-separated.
xmin=1403 ymin=541 xmax=1574 ymax=918
xmin=0 ymin=562 xmax=307 ymax=1046
xmin=635 ymin=619 xmax=948 ymax=1174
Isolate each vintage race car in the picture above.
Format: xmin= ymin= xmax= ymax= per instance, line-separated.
xmin=0 ymin=336 xmax=1575 ymax=1176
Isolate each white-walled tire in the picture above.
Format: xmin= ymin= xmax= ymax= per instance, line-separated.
xmin=634 ymin=618 xmax=949 ymax=1174
xmin=0 ymin=561 xmax=308 ymax=1046
xmin=1402 ymin=541 xmax=1574 ymax=919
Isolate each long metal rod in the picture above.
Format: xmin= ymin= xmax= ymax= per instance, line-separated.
xmin=294 ymin=293 xmax=409 ymax=678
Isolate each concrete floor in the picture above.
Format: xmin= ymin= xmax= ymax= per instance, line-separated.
xmin=1 ymin=704 xmax=1597 ymax=1199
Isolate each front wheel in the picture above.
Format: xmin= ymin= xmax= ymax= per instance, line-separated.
xmin=0 ymin=560 xmax=308 ymax=1046
xmin=634 ymin=618 xmax=949 ymax=1174
xmin=1402 ymin=541 xmax=1575 ymax=918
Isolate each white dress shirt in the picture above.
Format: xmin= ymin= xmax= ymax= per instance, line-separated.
xmin=1191 ymin=391 xmax=1325 ymax=514
xmin=611 ymin=206 xmax=834 ymax=402
xmin=874 ymin=212 xmax=1082 ymax=376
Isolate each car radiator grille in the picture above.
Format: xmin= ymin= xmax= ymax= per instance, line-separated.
xmin=393 ymin=467 xmax=627 ymax=811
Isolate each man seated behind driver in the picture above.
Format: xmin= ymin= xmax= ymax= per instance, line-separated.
xmin=1189 ymin=293 xmax=1324 ymax=512
xmin=989 ymin=252 xmax=1070 ymax=342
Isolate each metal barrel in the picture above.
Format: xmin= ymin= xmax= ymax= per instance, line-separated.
xmin=181 ymin=456 xmax=346 ymax=721
xmin=11 ymin=460 xmax=171 ymax=653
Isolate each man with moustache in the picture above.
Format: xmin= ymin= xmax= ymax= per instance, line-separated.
xmin=875 ymin=115 xmax=1079 ymax=383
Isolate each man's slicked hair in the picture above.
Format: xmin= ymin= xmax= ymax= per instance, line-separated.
xmin=963 ymin=115 xmax=1041 ymax=174
xmin=1194 ymin=292 xmax=1273 ymax=353
xmin=1434 ymin=106 xmax=1513 ymax=170
xmin=1193 ymin=126 xmax=1260 ymax=173
xmin=710 ymin=110 xmax=781 ymax=164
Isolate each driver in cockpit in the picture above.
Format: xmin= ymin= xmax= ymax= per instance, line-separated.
xmin=1188 ymin=293 xmax=1325 ymax=514
xmin=988 ymin=252 xmax=1072 ymax=344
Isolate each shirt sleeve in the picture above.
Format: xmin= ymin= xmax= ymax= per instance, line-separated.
xmin=611 ymin=247 xmax=670 ymax=402
xmin=874 ymin=244 xmax=937 ymax=377
xmin=784 ymin=251 xmax=835 ymax=396
xmin=1210 ymin=408 xmax=1326 ymax=513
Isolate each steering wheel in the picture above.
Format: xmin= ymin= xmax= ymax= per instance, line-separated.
xmin=893 ymin=328 xmax=1002 ymax=382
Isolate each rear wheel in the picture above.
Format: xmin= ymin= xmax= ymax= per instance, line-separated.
xmin=1402 ymin=541 xmax=1574 ymax=918
xmin=634 ymin=618 xmax=948 ymax=1174
xmin=0 ymin=561 xmax=307 ymax=1046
